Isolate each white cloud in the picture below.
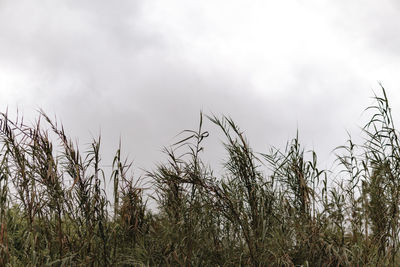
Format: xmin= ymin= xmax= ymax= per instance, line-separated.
xmin=0 ymin=0 xmax=398 ymax=173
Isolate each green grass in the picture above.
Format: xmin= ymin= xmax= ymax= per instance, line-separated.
xmin=0 ymin=86 xmax=400 ymax=266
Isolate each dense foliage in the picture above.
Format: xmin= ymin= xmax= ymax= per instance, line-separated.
xmin=1 ymin=88 xmax=400 ymax=266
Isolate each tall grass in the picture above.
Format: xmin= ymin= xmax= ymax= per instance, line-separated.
xmin=0 ymin=87 xmax=400 ymax=265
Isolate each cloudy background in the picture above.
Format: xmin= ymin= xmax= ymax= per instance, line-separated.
xmin=0 ymin=0 xmax=400 ymax=176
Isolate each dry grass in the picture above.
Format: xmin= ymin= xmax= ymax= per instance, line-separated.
xmin=0 ymin=86 xmax=399 ymax=266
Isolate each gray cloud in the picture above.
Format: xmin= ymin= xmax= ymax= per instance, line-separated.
xmin=0 ymin=0 xmax=398 ymax=176
xmin=329 ymin=0 xmax=400 ymax=58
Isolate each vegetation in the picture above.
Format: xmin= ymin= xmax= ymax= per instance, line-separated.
xmin=1 ymin=87 xmax=400 ymax=266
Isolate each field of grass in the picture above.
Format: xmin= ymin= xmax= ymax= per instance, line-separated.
xmin=1 ymin=87 xmax=400 ymax=266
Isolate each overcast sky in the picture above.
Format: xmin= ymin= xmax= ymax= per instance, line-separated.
xmin=1 ymin=0 xmax=400 ymax=176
